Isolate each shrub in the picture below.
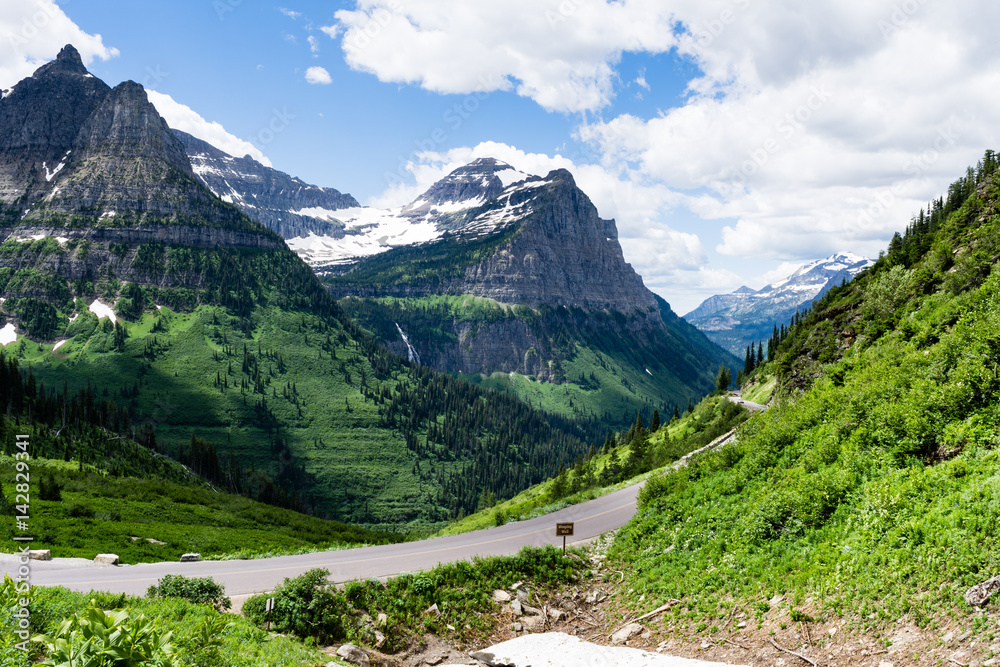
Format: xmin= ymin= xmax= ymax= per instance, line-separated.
xmin=66 ymin=503 xmax=94 ymax=518
xmin=147 ymin=575 xmax=230 ymax=611
xmin=243 ymin=568 xmax=350 ymax=643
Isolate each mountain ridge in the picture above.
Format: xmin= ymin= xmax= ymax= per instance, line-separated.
xmin=684 ymin=252 xmax=873 ymax=355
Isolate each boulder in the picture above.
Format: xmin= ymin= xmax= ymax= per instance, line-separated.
xmin=425 ymin=603 xmax=440 ymax=616
xmin=966 ymin=575 xmax=1000 ymax=606
xmin=510 ymin=599 xmax=523 ymax=616
xmin=28 ymin=550 xmax=51 ymax=561
xmin=180 ymin=553 xmax=200 ymax=562
xmin=373 ymin=630 xmax=386 ymax=649
xmin=94 ymin=554 xmax=119 ymax=565
xmin=376 ymin=612 xmax=388 ymax=627
xmin=492 ymin=589 xmax=511 ymax=602
xmin=335 ymin=643 xmax=370 ymax=667
xmin=610 ymin=623 xmax=644 ymax=645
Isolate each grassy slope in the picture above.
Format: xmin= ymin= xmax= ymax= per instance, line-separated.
xmin=609 ymin=164 xmax=1000 ymax=638
xmin=0 ymin=457 xmax=397 ymax=563
xmin=11 ymin=304 xmax=433 ymax=528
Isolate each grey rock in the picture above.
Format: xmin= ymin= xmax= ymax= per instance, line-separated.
xmin=373 ymin=630 xmax=386 ymax=649
xmin=520 ymin=615 xmax=546 ymax=632
xmin=28 ymin=549 xmax=51 ymax=560
xmin=547 ymin=607 xmax=567 ymax=622
xmin=376 ymin=612 xmax=388 ymax=627
xmin=335 ymin=644 xmax=370 ymax=666
xmin=180 ymin=553 xmax=200 ymax=562
xmin=425 ymin=603 xmax=440 ymax=616
xmin=491 ymin=589 xmax=511 ymax=602
xmin=967 ymin=575 xmax=1000 ymax=606
xmin=610 ymin=622 xmax=644 ymax=645
xmin=516 ymin=587 xmax=529 ymax=603
xmin=94 ymin=554 xmax=119 ymax=565
xmin=510 ymin=599 xmax=523 ymax=616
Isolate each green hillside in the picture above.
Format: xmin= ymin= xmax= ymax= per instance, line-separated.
xmin=607 ymin=151 xmax=1000 ymax=635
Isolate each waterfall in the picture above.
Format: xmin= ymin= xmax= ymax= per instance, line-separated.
xmin=395 ymin=323 xmax=420 ymax=364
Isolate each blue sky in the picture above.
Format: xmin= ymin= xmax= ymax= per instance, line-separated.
xmin=4 ymin=0 xmax=1000 ymax=313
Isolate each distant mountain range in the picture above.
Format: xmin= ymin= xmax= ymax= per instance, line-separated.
xmin=684 ymin=253 xmax=874 ymax=356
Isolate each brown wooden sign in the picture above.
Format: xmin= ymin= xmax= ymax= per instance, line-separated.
xmin=556 ymin=522 xmax=574 ymax=536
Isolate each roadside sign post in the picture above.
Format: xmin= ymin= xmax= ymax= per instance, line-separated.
xmin=556 ymin=522 xmax=574 ymax=555
xmin=265 ymin=597 xmax=275 ymax=632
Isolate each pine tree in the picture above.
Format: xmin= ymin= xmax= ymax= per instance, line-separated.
xmin=716 ymin=364 xmax=732 ymax=393
xmin=650 ymin=409 xmax=660 ymax=433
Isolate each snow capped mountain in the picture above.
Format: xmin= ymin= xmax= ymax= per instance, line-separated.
xmin=685 ymin=252 xmax=874 ymax=355
xmin=173 ymin=129 xmax=359 ymax=239
xmin=285 ymin=158 xmax=557 ymax=270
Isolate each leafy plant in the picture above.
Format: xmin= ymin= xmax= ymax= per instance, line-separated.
xmin=33 ymin=602 xmax=178 ymax=667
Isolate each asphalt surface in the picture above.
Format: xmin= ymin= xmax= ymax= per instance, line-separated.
xmin=1 ymin=482 xmax=642 ymax=597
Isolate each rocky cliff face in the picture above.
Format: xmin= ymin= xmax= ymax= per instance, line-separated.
xmin=0 ymin=45 xmax=285 ymax=303
xmin=331 ymin=161 xmax=737 ymax=419
xmin=0 ymin=45 xmax=111 ymax=205
xmin=175 ymin=129 xmax=359 ymax=238
xmin=455 ymin=169 xmax=657 ymax=312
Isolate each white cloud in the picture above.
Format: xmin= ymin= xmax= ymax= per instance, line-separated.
xmin=577 ymin=0 xmax=1000 ymax=262
xmin=0 ymin=0 xmax=119 ymax=89
xmin=327 ymin=0 xmax=680 ymax=113
xmin=305 ymin=66 xmax=332 ymax=85
xmin=307 ymin=35 xmax=320 ymax=54
xmin=146 ymin=90 xmax=272 ymax=167
xmin=279 ymin=7 xmax=302 ymax=20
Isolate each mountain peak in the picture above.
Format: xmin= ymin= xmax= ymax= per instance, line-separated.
xmin=33 ymin=44 xmax=90 ymax=79
xmin=411 ymin=157 xmax=529 ymax=208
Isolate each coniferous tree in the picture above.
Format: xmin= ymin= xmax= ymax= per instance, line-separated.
xmin=650 ymin=409 xmax=660 ymax=433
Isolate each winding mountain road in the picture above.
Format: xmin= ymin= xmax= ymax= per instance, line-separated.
xmin=4 ymin=398 xmax=766 ymax=598
xmin=1 ymin=483 xmax=642 ymax=597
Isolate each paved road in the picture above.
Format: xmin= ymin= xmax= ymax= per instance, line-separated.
xmin=1 ymin=483 xmax=643 ymax=597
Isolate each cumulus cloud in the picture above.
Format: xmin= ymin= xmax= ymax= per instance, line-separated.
xmin=577 ymin=0 xmax=1000 ymax=261
xmin=326 ymin=0 xmax=679 ymax=113
xmin=146 ymin=90 xmax=272 ymax=167
xmin=305 ymin=66 xmax=332 ymax=84
xmin=0 ymin=0 xmax=119 ymax=89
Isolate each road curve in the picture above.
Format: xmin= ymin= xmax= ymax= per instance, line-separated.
xmin=1 ymin=482 xmax=643 ymax=597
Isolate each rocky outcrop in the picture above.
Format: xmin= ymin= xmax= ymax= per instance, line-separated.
xmin=0 ymin=45 xmax=111 ymax=203
xmin=455 ymin=169 xmax=657 ymax=312
xmin=175 ymin=129 xmax=359 ymax=238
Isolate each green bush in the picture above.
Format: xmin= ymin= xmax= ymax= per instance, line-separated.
xmin=147 ymin=575 xmax=231 ymax=611
xmin=243 ymin=568 xmax=349 ymax=643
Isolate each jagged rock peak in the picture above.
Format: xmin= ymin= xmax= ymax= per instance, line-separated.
xmin=75 ymin=80 xmax=191 ymax=173
xmin=33 ymin=44 xmax=90 ymax=78
xmin=415 ymin=157 xmax=530 ymax=206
